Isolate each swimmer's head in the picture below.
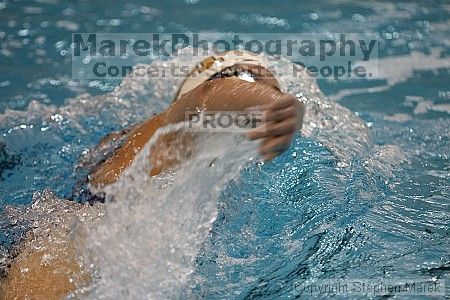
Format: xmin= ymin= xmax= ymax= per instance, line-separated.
xmin=175 ymin=50 xmax=279 ymax=100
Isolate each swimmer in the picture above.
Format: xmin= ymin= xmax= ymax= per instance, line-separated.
xmin=89 ymin=50 xmax=304 ymax=188
xmin=0 ymin=51 xmax=305 ymax=299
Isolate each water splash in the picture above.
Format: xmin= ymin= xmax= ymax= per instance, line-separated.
xmin=73 ymin=125 xmax=259 ymax=299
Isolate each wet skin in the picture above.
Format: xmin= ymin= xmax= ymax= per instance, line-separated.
xmin=89 ymin=64 xmax=304 ymax=187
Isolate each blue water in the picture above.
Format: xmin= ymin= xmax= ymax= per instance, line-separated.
xmin=1 ymin=0 xmax=449 ymax=298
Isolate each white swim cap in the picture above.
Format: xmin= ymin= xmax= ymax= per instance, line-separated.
xmin=175 ymin=50 xmax=272 ymax=100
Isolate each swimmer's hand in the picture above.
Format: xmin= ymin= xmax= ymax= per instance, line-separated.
xmin=247 ymin=94 xmax=304 ymax=161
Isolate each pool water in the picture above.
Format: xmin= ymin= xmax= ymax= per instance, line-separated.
xmin=0 ymin=0 xmax=449 ymax=299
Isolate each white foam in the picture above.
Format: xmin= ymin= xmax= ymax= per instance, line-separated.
xmin=330 ymin=48 xmax=450 ymax=101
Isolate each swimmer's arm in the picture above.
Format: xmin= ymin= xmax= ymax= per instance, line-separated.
xmin=168 ymin=78 xmax=305 ymax=161
xmin=89 ymin=113 xmax=167 ymax=186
